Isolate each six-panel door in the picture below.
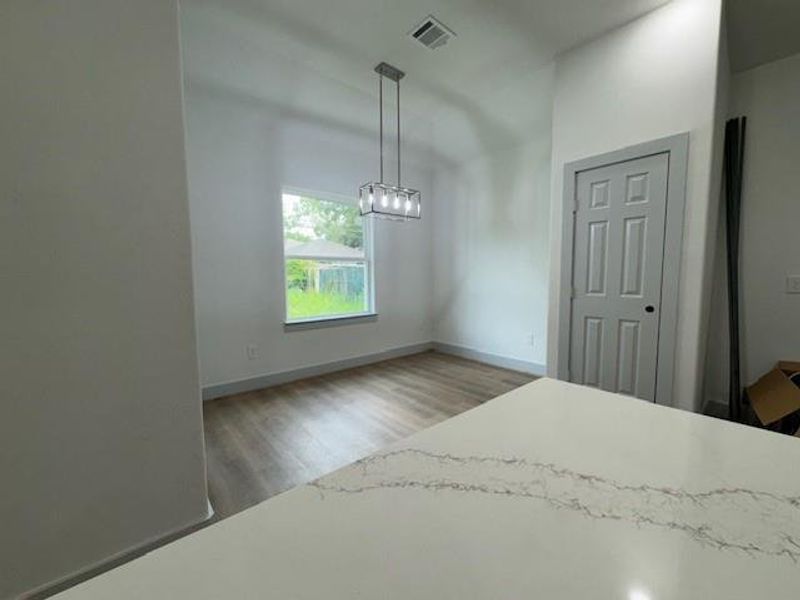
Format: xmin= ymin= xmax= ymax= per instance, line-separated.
xmin=569 ymin=153 xmax=669 ymax=402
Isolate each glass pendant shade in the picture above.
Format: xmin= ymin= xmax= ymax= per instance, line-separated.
xmin=359 ymin=182 xmax=421 ymax=220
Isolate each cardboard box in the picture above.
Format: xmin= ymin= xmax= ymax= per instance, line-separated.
xmin=747 ymin=361 xmax=800 ymax=434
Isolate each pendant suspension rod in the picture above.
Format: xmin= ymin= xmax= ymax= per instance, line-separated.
xmin=379 ymin=74 xmax=384 ymax=184
xmin=397 ymin=77 xmax=401 ymax=187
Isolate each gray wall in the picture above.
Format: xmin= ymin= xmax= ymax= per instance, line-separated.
xmin=0 ymin=1 xmax=209 ymax=597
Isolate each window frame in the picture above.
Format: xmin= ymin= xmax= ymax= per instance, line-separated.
xmin=280 ymin=186 xmax=376 ymax=329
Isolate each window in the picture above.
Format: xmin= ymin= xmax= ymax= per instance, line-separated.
xmin=282 ymin=190 xmax=373 ymax=323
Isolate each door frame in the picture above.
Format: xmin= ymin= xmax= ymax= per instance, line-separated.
xmin=556 ymin=133 xmax=689 ymax=406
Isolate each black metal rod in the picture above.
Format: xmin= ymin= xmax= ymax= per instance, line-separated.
xmin=725 ymin=120 xmax=739 ymax=422
xmin=397 ymin=77 xmax=401 ymax=187
xmin=723 ymin=116 xmax=747 ymax=422
xmin=735 ymin=117 xmax=747 ymax=420
xmin=379 ymin=74 xmax=384 ymax=184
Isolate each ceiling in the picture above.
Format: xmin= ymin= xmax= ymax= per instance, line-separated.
xmin=727 ymin=0 xmax=800 ymax=72
xmin=181 ymin=0 xmax=670 ymax=164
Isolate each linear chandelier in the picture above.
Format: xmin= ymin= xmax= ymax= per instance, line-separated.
xmin=359 ymin=62 xmax=421 ymax=220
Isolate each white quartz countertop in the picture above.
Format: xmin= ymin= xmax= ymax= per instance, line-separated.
xmin=56 ymin=378 xmax=800 ymax=599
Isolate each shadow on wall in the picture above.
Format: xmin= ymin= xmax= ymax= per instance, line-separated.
xmin=427 ymin=57 xmax=555 ymax=344
xmin=702 ymin=180 xmax=731 ymax=411
xmin=183 ymin=81 xmax=286 ymax=381
xmin=432 ymin=137 xmax=552 ymax=363
xmin=181 ymin=0 xmax=551 ymax=166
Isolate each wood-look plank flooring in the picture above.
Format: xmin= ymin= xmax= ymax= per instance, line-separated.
xmin=203 ymin=350 xmax=536 ymax=519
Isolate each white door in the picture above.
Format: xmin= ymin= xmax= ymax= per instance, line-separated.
xmin=569 ymin=153 xmax=669 ymax=402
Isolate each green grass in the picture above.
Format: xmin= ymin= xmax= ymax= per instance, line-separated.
xmin=287 ymin=288 xmax=365 ymax=320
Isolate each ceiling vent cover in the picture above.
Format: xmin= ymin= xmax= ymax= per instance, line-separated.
xmin=409 ymin=15 xmax=455 ymax=50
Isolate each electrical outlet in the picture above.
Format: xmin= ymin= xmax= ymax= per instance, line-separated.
xmin=246 ymin=344 xmax=260 ymax=360
xmin=787 ymin=275 xmax=800 ymax=294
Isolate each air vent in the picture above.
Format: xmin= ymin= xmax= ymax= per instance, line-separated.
xmin=409 ymin=15 xmax=455 ymax=50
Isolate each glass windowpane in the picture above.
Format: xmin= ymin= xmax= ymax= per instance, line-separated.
xmin=282 ymin=192 xmax=370 ymax=321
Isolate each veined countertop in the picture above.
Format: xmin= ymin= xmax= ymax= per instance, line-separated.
xmin=56 ymin=378 xmax=800 ymax=599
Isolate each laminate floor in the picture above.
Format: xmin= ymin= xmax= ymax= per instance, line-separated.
xmin=203 ymin=350 xmax=536 ymax=519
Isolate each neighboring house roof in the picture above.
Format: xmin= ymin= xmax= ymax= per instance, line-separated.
xmin=285 ymin=238 xmax=303 ymax=251
xmin=285 ymin=238 xmax=363 ymax=260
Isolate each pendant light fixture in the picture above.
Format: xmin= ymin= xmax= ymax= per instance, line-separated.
xmin=359 ymin=62 xmax=421 ymax=220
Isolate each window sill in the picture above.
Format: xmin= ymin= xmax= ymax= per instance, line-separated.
xmin=284 ymin=313 xmax=378 ymax=332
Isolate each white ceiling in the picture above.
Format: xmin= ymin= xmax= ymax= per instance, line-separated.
xmin=181 ymin=0 xmax=670 ymax=164
xmin=727 ymin=0 xmax=800 ymax=72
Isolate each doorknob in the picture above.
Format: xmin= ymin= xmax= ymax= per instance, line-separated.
xmin=645 ymin=305 xmax=655 ymax=313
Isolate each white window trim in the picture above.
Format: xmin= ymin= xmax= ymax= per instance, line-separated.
xmin=281 ymin=186 xmax=376 ymax=329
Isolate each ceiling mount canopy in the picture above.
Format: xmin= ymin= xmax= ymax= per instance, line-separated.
xmin=359 ymin=62 xmax=421 ymax=221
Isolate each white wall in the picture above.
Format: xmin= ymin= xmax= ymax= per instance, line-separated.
xmin=0 ymin=2 xmax=209 ymax=598
xmin=184 ymin=84 xmax=434 ymax=389
xmin=432 ymin=136 xmax=552 ymax=370
xmin=428 ymin=49 xmax=555 ymax=372
xmin=735 ymin=52 xmax=800 ymax=381
xmin=547 ymin=0 xmax=725 ymax=412
xmin=733 ymin=55 xmax=800 ymax=383
xmin=702 ymin=11 xmax=732 ymax=410
xmin=706 ymin=51 xmax=800 ymax=403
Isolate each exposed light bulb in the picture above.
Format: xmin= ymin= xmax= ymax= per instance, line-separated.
xmin=360 ymin=184 xmax=420 ymax=219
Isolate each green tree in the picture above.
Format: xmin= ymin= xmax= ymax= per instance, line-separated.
xmin=286 ymin=197 xmax=362 ymax=248
xmin=284 ymin=231 xmax=311 ymax=243
xmin=285 ymin=259 xmax=312 ymax=289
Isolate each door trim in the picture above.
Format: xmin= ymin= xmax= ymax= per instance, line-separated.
xmin=556 ymin=133 xmax=689 ymax=406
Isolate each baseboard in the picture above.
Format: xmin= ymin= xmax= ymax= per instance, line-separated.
xmin=22 ymin=501 xmax=215 ymax=599
xmin=703 ymin=399 xmax=729 ymax=419
xmin=202 ymin=342 xmax=435 ymax=401
xmin=202 ymin=341 xmax=545 ymax=401
xmin=433 ymin=341 xmax=547 ymax=376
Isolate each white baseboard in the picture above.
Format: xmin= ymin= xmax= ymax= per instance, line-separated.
xmin=433 ymin=341 xmax=546 ymax=376
xmin=202 ymin=342 xmax=435 ymax=401
xmin=22 ymin=502 xmax=215 ymax=599
xmin=202 ymin=341 xmax=546 ymax=401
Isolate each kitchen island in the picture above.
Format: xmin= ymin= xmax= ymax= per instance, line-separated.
xmin=55 ymin=378 xmax=800 ymax=599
